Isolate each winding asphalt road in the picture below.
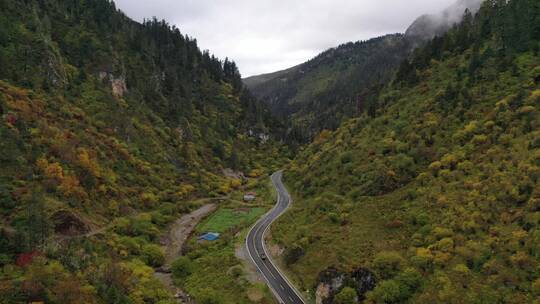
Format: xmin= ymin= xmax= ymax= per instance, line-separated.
xmin=246 ymin=171 xmax=305 ymax=304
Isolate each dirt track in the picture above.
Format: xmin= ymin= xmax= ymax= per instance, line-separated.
xmin=154 ymin=204 xmax=217 ymax=303
xmin=161 ymin=204 xmax=217 ymax=266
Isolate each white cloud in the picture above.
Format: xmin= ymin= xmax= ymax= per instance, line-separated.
xmin=114 ymin=0 xmax=459 ymax=77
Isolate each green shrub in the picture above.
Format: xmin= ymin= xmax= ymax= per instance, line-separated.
xmin=429 ymin=161 xmax=442 ymax=175
xmin=113 ymin=217 xmax=131 ymax=235
xmin=395 ymin=268 xmax=422 ymax=293
xmin=284 ymin=245 xmax=305 ymax=265
xmin=119 ymin=236 xmax=145 ymax=255
xmin=328 ymin=212 xmax=340 ymax=224
xmin=367 ymin=279 xmax=403 ymax=303
xmin=0 ymin=185 xmax=15 ymax=211
xmin=457 ymin=160 xmax=474 ymax=174
xmin=0 ymin=253 xmax=12 ymax=266
xmin=340 ymin=152 xmax=353 ymax=164
xmin=367 ymin=268 xmax=421 ymax=304
xmin=171 ymin=256 xmax=193 ymax=279
xmin=532 ymin=278 xmax=540 ymax=296
xmin=412 ymin=213 xmax=430 ymax=226
xmin=392 ymin=153 xmax=416 ymax=177
xmin=432 ymin=227 xmax=453 ymax=240
xmin=372 ymin=251 xmax=404 ymax=279
xmin=229 ymin=265 xmax=243 ymax=278
xmin=132 ymin=220 xmax=160 ymax=240
xmin=410 ymin=250 xmax=434 ymax=272
xmin=434 ymin=237 xmax=455 ymax=252
xmin=151 ymin=211 xmax=171 ymax=227
xmin=197 ymin=288 xmax=224 ymax=304
xmin=334 ymin=286 xmax=357 ymax=304
xmin=141 ymin=244 xmax=164 ymax=267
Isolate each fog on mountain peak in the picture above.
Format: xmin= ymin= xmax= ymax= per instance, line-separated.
xmin=405 ymin=0 xmax=484 ymax=40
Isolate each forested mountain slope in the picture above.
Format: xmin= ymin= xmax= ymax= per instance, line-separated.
xmin=245 ymin=34 xmax=410 ymax=142
xmin=244 ymin=0 xmax=483 ymax=143
xmin=272 ymin=0 xmax=540 ymax=302
xmin=0 ymin=0 xmax=286 ymax=303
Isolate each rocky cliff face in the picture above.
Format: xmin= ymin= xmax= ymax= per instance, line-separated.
xmin=315 ymin=267 xmax=376 ymax=304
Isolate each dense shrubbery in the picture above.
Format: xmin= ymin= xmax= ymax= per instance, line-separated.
xmin=272 ymin=0 xmax=540 ymax=302
xmin=0 ymin=0 xmax=288 ymax=303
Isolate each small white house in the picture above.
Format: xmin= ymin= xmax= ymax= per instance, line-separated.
xmin=243 ymin=192 xmax=256 ymax=202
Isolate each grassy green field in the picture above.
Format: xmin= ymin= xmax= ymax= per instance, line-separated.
xmin=199 ymin=207 xmax=266 ymax=233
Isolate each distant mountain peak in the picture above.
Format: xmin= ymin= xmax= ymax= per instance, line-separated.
xmin=405 ymin=0 xmax=483 ymax=41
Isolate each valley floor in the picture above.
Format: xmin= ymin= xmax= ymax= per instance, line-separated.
xmin=154 ymin=203 xmax=218 ymax=302
xmin=165 ymin=177 xmax=279 ymax=303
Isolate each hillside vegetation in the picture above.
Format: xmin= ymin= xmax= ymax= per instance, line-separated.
xmin=244 ymin=34 xmax=410 ymax=143
xmin=272 ymin=0 xmax=540 ymax=302
xmin=243 ymin=0 xmax=484 ymax=144
xmin=0 ymin=1 xmax=286 ymax=303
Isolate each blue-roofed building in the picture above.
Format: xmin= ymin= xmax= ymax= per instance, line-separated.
xmin=199 ymin=232 xmax=220 ymax=241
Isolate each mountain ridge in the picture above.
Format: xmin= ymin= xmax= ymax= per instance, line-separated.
xmin=405 ymin=0 xmax=483 ymax=41
xmin=244 ymin=0 xmax=485 ymax=143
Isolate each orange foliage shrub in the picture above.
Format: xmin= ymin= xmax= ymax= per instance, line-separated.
xmin=50 ymin=279 xmax=95 ymax=304
xmin=248 ymin=169 xmax=263 ymax=178
xmin=59 ymin=175 xmax=87 ymax=200
xmin=37 ymin=158 xmax=64 ymax=183
xmin=177 ymin=184 xmax=195 ymax=198
xmin=36 ymin=157 xmax=87 ymax=200
xmin=230 ymin=179 xmax=242 ymax=189
xmin=77 ymin=148 xmax=101 ymax=177
xmin=2 ymin=83 xmax=44 ymax=121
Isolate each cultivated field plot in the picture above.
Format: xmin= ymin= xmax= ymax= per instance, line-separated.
xmin=199 ymin=207 xmax=266 ymax=233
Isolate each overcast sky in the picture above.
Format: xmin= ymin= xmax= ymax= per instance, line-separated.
xmin=114 ymin=0 xmax=458 ymax=77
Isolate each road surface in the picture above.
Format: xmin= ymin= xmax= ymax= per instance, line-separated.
xmin=246 ymin=171 xmax=305 ymax=304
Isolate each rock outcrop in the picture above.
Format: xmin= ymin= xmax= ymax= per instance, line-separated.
xmin=99 ymin=71 xmax=127 ymax=98
xmin=315 ymin=267 xmax=376 ymax=304
xmin=351 ymin=268 xmax=377 ymax=301
xmin=51 ymin=210 xmax=90 ymax=236
xmin=316 ymin=268 xmax=345 ymax=304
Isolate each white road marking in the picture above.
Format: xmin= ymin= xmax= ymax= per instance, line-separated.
xmin=245 ymin=171 xmax=306 ymax=304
